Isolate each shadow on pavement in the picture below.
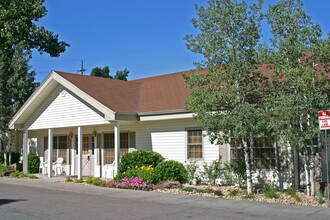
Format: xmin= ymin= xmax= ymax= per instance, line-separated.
xmin=0 ymin=199 xmax=27 ymax=206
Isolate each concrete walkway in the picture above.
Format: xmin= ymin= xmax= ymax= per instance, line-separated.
xmin=1 ymin=175 xmax=330 ymax=220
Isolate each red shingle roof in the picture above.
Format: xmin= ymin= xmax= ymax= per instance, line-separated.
xmin=55 ymin=69 xmax=207 ymax=114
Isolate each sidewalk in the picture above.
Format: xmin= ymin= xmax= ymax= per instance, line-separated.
xmin=1 ymin=176 xmax=330 ymax=220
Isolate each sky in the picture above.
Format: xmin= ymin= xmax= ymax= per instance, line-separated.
xmin=30 ymin=0 xmax=330 ymax=83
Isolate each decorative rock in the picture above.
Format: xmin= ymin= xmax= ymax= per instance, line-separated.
xmin=214 ymin=189 xmax=223 ymax=197
xmin=154 ymin=181 xmax=182 ymax=189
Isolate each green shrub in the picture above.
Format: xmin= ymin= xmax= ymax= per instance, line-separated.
xmin=28 ymin=174 xmax=38 ymax=179
xmin=0 ymin=164 xmax=12 ymax=172
xmin=202 ymin=159 xmax=222 ymax=185
xmin=86 ymin=176 xmax=94 ymax=184
xmin=223 ymin=160 xmax=246 ymax=186
xmin=74 ymin=178 xmax=84 ymax=183
xmin=262 ymin=185 xmax=279 ymax=199
xmin=229 ymin=189 xmax=240 ymax=197
xmin=154 ymin=160 xmax=188 ymax=183
xmin=65 ymin=177 xmax=73 ymax=182
xmin=181 ymin=186 xmax=197 ymax=192
xmin=185 ymin=161 xmax=200 ymax=185
xmin=118 ymin=150 xmax=164 ymax=175
xmin=283 ymin=187 xmax=296 ymax=196
xmin=27 ymin=153 xmax=40 ymax=173
xmin=119 ymin=166 xmax=155 ymax=183
xmin=10 ymin=170 xmax=21 ymax=177
xmin=92 ymin=178 xmax=102 ymax=186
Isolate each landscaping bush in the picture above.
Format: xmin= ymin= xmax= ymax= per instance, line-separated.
xmin=118 ymin=165 xmax=155 ymax=183
xmin=202 ymin=159 xmax=222 ymax=185
xmin=262 ymin=184 xmax=279 ymax=199
xmin=154 ymin=160 xmax=188 ymax=183
xmin=0 ymin=164 xmax=12 ymax=172
xmin=223 ymin=160 xmax=246 ymax=186
xmin=185 ymin=160 xmax=201 ymax=185
xmin=118 ymin=150 xmax=164 ymax=174
xmin=27 ymin=153 xmax=40 ymax=174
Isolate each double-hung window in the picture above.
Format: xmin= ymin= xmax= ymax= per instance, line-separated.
xmin=187 ymin=129 xmax=203 ymax=159
xmin=103 ymin=132 xmax=129 ymax=164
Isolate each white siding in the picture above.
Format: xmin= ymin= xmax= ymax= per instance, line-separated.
xmin=26 ymin=86 xmax=109 ymax=130
xmin=135 ymin=119 xmax=219 ymax=163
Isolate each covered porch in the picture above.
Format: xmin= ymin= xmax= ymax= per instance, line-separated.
xmin=19 ymin=121 xmax=138 ymax=179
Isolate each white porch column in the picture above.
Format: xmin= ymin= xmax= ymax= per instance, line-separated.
xmin=77 ymin=127 xmax=83 ymax=179
xmin=22 ymin=130 xmax=28 ymax=173
xmin=48 ymin=129 xmax=53 ymax=178
xmin=71 ymin=134 xmax=75 ymax=176
xmin=114 ymin=121 xmax=120 ymax=174
xmin=100 ymin=134 xmax=104 ymax=177
xmin=94 ymin=133 xmax=98 ymax=177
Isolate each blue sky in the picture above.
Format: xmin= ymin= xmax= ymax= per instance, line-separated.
xmin=30 ymin=0 xmax=330 ymax=82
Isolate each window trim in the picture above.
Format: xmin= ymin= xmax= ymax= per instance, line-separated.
xmin=186 ymin=128 xmax=203 ymax=160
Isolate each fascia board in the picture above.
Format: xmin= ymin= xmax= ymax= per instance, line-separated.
xmin=9 ymin=71 xmax=56 ymax=129
xmin=139 ymin=112 xmax=194 ymax=121
xmin=52 ymin=72 xmax=115 ymax=120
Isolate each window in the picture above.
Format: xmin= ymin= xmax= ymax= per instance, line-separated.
xmin=230 ymin=137 xmax=275 ymax=169
xmin=187 ymin=129 xmax=203 ymax=159
xmin=104 ymin=132 xmax=129 ymax=164
xmin=44 ymin=136 xmax=68 ymax=163
xmin=75 ymin=135 xmax=95 ymax=155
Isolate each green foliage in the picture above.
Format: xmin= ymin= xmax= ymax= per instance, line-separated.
xmin=90 ymin=66 xmax=129 ymax=80
xmin=202 ymin=160 xmax=222 ymax=185
xmin=223 ymin=160 xmax=246 ymax=186
xmin=92 ymin=177 xmax=103 ymax=186
xmin=283 ymin=187 xmax=296 ymax=196
xmin=264 ymin=0 xmax=330 ymax=151
xmin=185 ymin=160 xmax=201 ymax=185
xmin=0 ymin=0 xmax=68 ymax=146
xmin=74 ymin=178 xmax=84 ymax=183
xmin=9 ymin=170 xmax=37 ymax=179
xmin=27 ymin=153 xmax=40 ymax=174
xmin=10 ymin=170 xmax=21 ymax=177
xmin=118 ymin=150 xmax=164 ymax=174
xmin=229 ymin=189 xmax=240 ymax=197
xmin=317 ymin=191 xmax=324 ymax=204
xmin=262 ymin=185 xmax=279 ymax=199
xmin=118 ymin=167 xmax=155 ymax=183
xmin=114 ymin=68 xmax=129 ymax=81
xmin=0 ymin=164 xmax=12 ymax=172
xmin=86 ymin=176 xmax=93 ymax=184
xmin=181 ymin=186 xmax=214 ymax=194
xmin=154 ymin=160 xmax=188 ymax=183
xmin=65 ymin=177 xmax=73 ymax=182
xmin=91 ymin=66 xmax=111 ymax=78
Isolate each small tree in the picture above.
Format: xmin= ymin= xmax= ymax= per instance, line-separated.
xmin=184 ymin=0 xmax=265 ymax=194
xmin=265 ymin=0 xmax=330 ymax=194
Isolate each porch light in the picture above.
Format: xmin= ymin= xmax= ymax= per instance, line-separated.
xmin=69 ymin=131 xmax=73 ymax=139
xmin=92 ymin=129 xmax=97 ymax=137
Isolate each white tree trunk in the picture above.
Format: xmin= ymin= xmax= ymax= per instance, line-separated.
xmin=243 ymin=139 xmax=252 ymax=194
xmin=304 ymin=155 xmax=311 ymax=196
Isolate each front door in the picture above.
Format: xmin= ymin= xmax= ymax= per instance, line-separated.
xmin=75 ymin=135 xmax=94 ymax=176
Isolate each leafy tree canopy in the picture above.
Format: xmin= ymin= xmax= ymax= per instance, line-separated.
xmin=0 ymin=0 xmax=69 ymax=149
xmin=90 ymin=66 xmax=129 ymax=81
